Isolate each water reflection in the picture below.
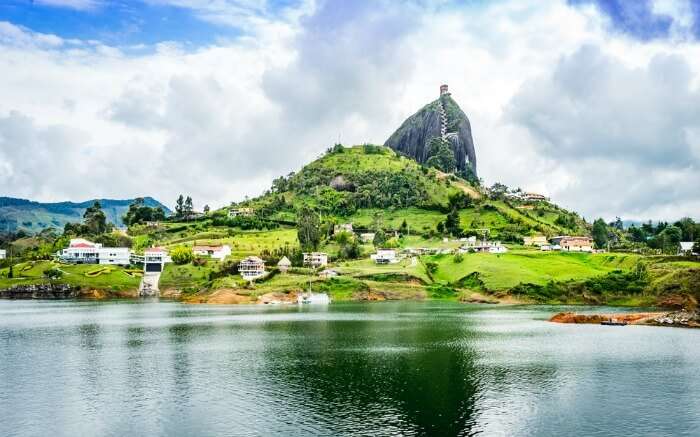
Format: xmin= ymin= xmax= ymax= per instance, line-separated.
xmin=0 ymin=301 xmax=699 ymax=437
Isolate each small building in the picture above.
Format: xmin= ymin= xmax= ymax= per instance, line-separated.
xmin=334 ymin=223 xmax=353 ymax=234
xmin=229 ymin=207 xmax=254 ymax=218
xmin=277 ymin=256 xmax=292 ymax=273
xmin=520 ymin=192 xmax=548 ymax=202
xmin=540 ymin=244 xmax=552 ymax=251
xmin=679 ymin=242 xmax=695 ymax=255
xmin=143 ymin=247 xmax=171 ymax=272
xmin=239 ymin=256 xmax=266 ymax=281
xmin=523 ymin=235 xmax=548 ymax=246
xmin=360 ymin=233 xmax=375 ymax=243
xmin=319 ymin=269 xmax=338 ymax=279
xmin=58 ymin=238 xmax=130 ymax=266
xmin=558 ymin=237 xmax=593 ymax=252
xmin=303 ymin=252 xmax=328 ymax=268
xmin=193 ymin=244 xmax=231 ymax=261
xmin=371 ymin=249 xmax=397 ymax=264
xmin=0 ymin=249 xmax=6 ymax=260
xmin=460 ymin=240 xmax=507 ymax=254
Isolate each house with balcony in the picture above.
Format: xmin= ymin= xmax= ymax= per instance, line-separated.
xmin=239 ymin=256 xmax=266 ymax=281
xmin=58 ymin=238 xmax=130 ymax=266
xmin=303 ymin=252 xmax=328 ymax=268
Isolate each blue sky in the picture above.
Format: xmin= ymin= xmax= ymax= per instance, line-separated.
xmin=1 ymin=0 xmax=698 ymax=46
xmin=0 ymin=0 xmax=305 ymax=46
xmin=0 ymin=0 xmax=699 ymax=220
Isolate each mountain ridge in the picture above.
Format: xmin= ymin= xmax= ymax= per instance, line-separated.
xmin=0 ymin=196 xmax=170 ymax=232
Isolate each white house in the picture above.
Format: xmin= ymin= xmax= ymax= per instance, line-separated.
xmin=229 ymin=207 xmax=254 ymax=218
xmin=319 ymin=269 xmax=339 ymax=279
xmin=59 ymin=238 xmax=130 ymax=266
xmin=558 ymin=237 xmax=594 ymax=252
xmin=143 ymin=247 xmax=171 ymax=272
xmin=519 ymin=192 xmax=548 ymax=202
xmin=371 ymin=249 xmax=397 ymax=264
xmin=0 ymin=249 xmax=6 ymax=260
xmin=193 ymin=244 xmax=231 ymax=261
xmin=303 ymin=252 xmax=328 ymax=268
xmin=239 ymin=256 xmax=266 ymax=280
xmin=523 ymin=235 xmax=548 ymax=246
xmin=680 ymin=242 xmax=695 ymax=255
xmin=459 ymin=240 xmax=507 ymax=254
xmin=360 ymin=233 xmax=376 ymax=243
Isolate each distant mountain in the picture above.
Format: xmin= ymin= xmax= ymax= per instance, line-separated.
xmin=385 ymin=84 xmax=477 ymax=179
xmin=0 ymin=197 xmax=171 ymax=233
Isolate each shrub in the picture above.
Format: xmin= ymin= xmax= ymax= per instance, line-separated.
xmin=43 ymin=267 xmax=63 ymax=280
xmin=453 ymin=253 xmax=464 ymax=263
xmin=171 ymin=246 xmax=194 ymax=265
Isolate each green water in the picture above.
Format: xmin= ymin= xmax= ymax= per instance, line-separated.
xmin=1 ymin=300 xmax=699 ymax=436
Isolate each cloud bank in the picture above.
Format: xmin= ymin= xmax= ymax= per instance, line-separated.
xmin=0 ymin=0 xmax=699 ymax=221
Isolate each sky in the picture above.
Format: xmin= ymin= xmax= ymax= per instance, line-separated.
xmin=1 ymin=0 xmax=699 ymax=222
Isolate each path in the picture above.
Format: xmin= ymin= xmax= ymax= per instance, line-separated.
xmin=139 ymin=272 xmax=160 ymax=297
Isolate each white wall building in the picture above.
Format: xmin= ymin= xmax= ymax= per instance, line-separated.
xmin=239 ymin=256 xmax=266 ymax=280
xmin=193 ymin=244 xmax=231 ymax=261
xmin=371 ymin=249 xmax=397 ymax=264
xmin=229 ymin=207 xmax=254 ymax=218
xmin=680 ymin=242 xmax=695 ymax=255
xmin=143 ymin=247 xmax=171 ymax=272
xmin=303 ymin=252 xmax=328 ymax=268
xmin=59 ymin=238 xmax=130 ymax=266
xmin=0 ymin=249 xmax=6 ymax=260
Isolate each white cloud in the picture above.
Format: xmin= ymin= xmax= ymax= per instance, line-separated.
xmin=0 ymin=0 xmax=699 ymax=221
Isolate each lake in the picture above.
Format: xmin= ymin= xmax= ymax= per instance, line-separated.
xmin=1 ymin=300 xmax=699 ymax=436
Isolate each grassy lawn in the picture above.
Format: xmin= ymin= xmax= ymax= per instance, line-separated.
xmin=347 ymin=207 xmax=445 ymax=231
xmin=334 ymin=257 xmax=430 ymax=283
xmin=428 ymin=251 xmax=641 ymax=290
xmin=0 ymin=260 xmax=140 ymax=291
xmin=160 ymin=262 xmax=215 ymax=290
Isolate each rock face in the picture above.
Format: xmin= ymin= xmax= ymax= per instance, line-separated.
xmin=0 ymin=284 xmax=79 ymax=299
xmin=384 ymin=92 xmax=477 ymax=178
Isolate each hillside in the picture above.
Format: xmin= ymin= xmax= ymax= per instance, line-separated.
xmin=234 ymin=144 xmax=588 ymax=239
xmin=0 ymin=197 xmax=170 ymax=232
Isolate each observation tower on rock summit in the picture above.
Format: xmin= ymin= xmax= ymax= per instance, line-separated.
xmin=384 ymin=84 xmax=478 ymax=180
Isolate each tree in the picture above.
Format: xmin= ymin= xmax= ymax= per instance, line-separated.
xmin=175 ymin=195 xmax=184 ymax=217
xmin=693 ymin=239 xmax=700 ymax=254
xmin=184 ymin=196 xmax=194 ymax=217
xmin=170 ymin=246 xmax=194 ymax=265
xmin=373 ymin=229 xmax=388 ymax=247
xmin=592 ymin=218 xmax=608 ymax=248
xmin=659 ymin=225 xmax=682 ymax=253
xmin=399 ymin=219 xmax=408 ymax=236
xmin=83 ymin=201 xmax=107 ymax=235
xmin=425 ymin=138 xmax=456 ymax=173
xmin=445 ymin=209 xmax=461 ymax=236
xmin=489 ymin=182 xmax=509 ymax=200
xmin=297 ymin=207 xmax=322 ymax=251
xmin=674 ymin=217 xmax=696 ymax=241
xmin=203 ymin=205 xmax=210 ymax=215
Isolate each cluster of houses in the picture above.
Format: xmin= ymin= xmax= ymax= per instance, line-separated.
xmin=56 ymin=239 xmax=235 ymax=272
xmin=523 ymin=235 xmax=595 ymax=252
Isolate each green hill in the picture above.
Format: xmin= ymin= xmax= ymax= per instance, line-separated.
xmin=0 ymin=197 xmax=170 ymax=233
xmin=229 ymin=144 xmax=587 ymax=240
